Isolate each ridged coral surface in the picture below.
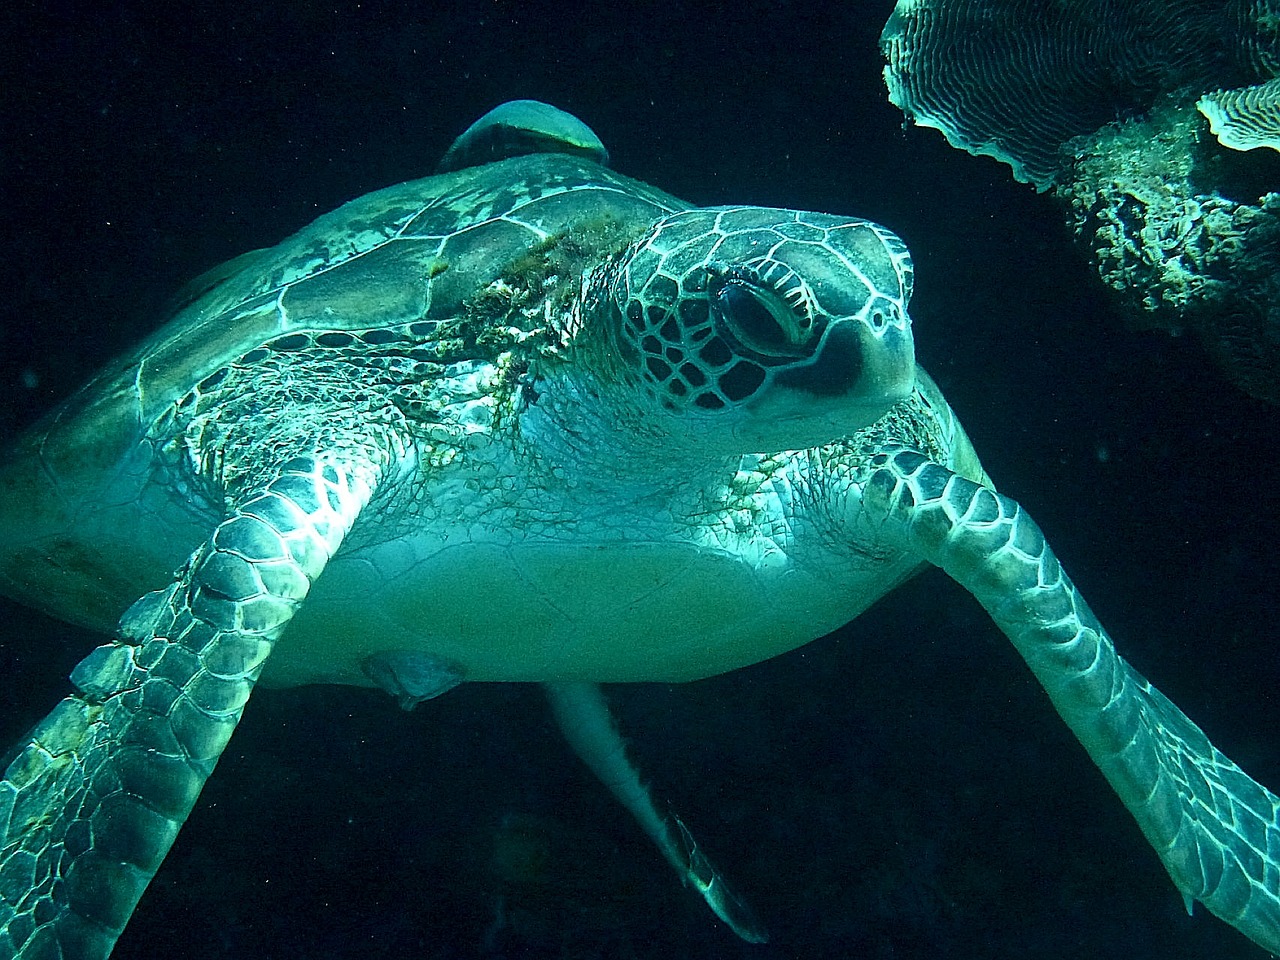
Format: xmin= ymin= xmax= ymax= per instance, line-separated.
xmin=1199 ymin=78 xmax=1280 ymax=152
xmin=882 ymin=0 xmax=1277 ymax=189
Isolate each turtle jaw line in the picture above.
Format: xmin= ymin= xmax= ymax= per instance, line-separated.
xmin=727 ymin=387 xmax=913 ymax=453
xmin=519 ymin=341 xmax=916 ymax=470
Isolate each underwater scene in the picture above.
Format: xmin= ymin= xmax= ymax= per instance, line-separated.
xmin=2 ymin=1 xmax=1279 ymax=958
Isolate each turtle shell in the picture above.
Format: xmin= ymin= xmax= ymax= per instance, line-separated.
xmin=0 ymin=153 xmax=686 ymax=626
xmin=31 ymin=154 xmax=688 ymax=478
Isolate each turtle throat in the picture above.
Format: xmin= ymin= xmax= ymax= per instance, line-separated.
xmin=515 ymin=361 xmax=742 ymax=487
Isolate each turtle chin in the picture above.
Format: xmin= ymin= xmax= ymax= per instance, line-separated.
xmin=730 ymin=377 xmax=916 ymax=452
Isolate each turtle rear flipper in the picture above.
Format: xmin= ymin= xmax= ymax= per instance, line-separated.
xmin=864 ymin=450 xmax=1280 ymax=955
xmin=0 ymin=453 xmax=382 ymax=959
xmin=545 ymin=682 xmax=768 ymax=943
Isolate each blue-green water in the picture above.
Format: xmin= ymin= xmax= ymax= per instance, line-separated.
xmin=2 ymin=2 xmax=1278 ymax=957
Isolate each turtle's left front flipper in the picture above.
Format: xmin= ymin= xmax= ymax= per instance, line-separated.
xmin=0 ymin=454 xmax=382 ymax=959
xmin=861 ymin=449 xmax=1280 ymax=955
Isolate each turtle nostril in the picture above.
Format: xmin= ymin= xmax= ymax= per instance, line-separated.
xmin=867 ymin=303 xmax=903 ymax=333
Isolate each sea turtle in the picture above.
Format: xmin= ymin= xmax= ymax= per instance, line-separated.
xmin=1 ymin=99 xmax=1278 ymax=958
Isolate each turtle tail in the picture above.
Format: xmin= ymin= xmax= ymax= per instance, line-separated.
xmin=865 ymin=449 xmax=1280 ymax=955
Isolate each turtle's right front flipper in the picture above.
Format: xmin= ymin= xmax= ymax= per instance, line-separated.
xmin=862 ymin=450 xmax=1280 ymax=954
xmin=0 ymin=454 xmax=382 ymax=959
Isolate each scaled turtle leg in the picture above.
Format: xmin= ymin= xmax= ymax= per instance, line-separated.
xmin=543 ymin=681 xmax=767 ymax=943
xmin=864 ymin=449 xmax=1280 ymax=954
xmin=0 ymin=454 xmax=381 ymax=960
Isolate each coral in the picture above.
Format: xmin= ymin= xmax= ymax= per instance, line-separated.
xmin=1199 ymin=77 xmax=1280 ymax=152
xmin=882 ymin=0 xmax=1280 ymax=400
xmin=1059 ymin=101 xmax=1280 ymax=400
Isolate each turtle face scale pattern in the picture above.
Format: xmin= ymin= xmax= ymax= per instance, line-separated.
xmin=526 ymin=206 xmax=917 ymax=471
xmin=2 ymin=102 xmax=1280 ymax=958
xmin=521 ymin=205 xmax=917 ymax=474
xmin=601 ymin=209 xmax=914 ymax=435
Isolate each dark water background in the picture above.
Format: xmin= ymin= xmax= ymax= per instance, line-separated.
xmin=2 ymin=2 xmax=1278 ymax=957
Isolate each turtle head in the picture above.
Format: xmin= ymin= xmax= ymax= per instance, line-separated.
xmin=585 ymin=207 xmax=916 ymax=452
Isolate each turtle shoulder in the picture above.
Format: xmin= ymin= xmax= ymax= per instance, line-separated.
xmin=909 ymin=366 xmax=988 ymax=484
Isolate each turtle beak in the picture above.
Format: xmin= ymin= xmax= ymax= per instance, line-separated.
xmin=734 ymin=306 xmax=915 ymax=449
xmin=773 ymin=309 xmax=915 ymax=404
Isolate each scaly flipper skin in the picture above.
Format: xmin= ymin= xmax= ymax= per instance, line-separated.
xmin=0 ymin=455 xmax=381 ymax=959
xmin=859 ymin=449 xmax=1280 ymax=954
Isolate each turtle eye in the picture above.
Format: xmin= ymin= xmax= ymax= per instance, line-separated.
xmin=708 ymin=268 xmax=811 ymax=359
xmin=717 ymin=283 xmax=786 ymax=351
